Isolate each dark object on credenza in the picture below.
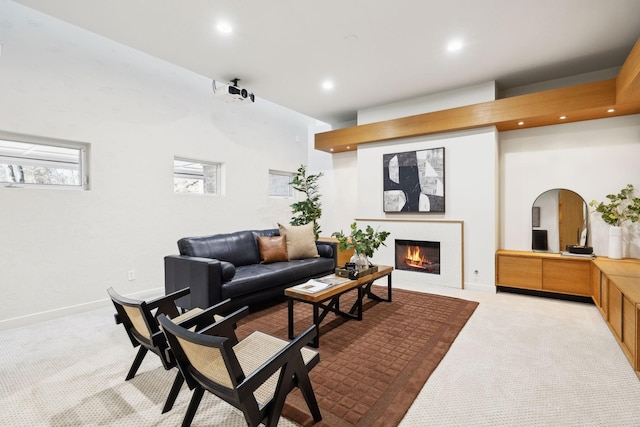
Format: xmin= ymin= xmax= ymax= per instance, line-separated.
xmin=532 ymin=229 xmax=548 ymax=251
xmin=566 ymin=245 xmax=593 ymax=255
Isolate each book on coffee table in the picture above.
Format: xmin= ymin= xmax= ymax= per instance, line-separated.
xmin=291 ymin=274 xmax=351 ymax=293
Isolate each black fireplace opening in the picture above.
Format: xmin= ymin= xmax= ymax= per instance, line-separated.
xmin=395 ymin=239 xmax=440 ymax=274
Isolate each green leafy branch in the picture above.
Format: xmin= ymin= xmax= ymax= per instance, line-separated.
xmin=589 ymin=184 xmax=640 ymax=226
xmin=290 ymin=165 xmax=323 ymax=239
xmin=331 ymin=222 xmax=391 ymax=258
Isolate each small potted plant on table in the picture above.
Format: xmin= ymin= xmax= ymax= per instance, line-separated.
xmin=332 ymin=222 xmax=390 ymax=273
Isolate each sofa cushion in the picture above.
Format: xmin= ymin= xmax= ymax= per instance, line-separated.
xmin=220 ymin=261 xmax=236 ymax=282
xmin=257 ymin=235 xmax=288 ymax=264
xmin=316 ymin=243 xmax=333 ymax=259
xmin=178 ymin=231 xmax=261 ymax=266
xmin=221 ymin=257 xmax=335 ymax=300
xmin=278 ymin=222 xmax=319 ymax=260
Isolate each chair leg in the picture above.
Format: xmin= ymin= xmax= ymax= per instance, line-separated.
xmin=161 ymin=371 xmax=184 ymax=414
xmin=266 ymin=361 xmax=302 ymax=427
xmin=295 ymin=368 xmax=322 ymax=422
xmin=181 ymin=387 xmax=204 ymax=427
xmin=125 ymin=347 xmax=148 ymax=380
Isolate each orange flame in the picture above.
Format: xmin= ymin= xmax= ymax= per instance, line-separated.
xmin=405 ymin=246 xmax=429 ymax=268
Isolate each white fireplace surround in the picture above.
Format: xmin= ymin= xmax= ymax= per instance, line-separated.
xmin=355 ymin=218 xmax=464 ymax=289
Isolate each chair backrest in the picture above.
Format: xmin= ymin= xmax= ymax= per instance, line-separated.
xmin=108 ymin=287 xmax=158 ymax=347
xmin=159 ymin=312 xmax=322 ymax=427
xmin=159 ymin=314 xmax=245 ymax=393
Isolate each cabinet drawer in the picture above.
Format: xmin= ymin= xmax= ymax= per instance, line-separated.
xmin=601 ymin=275 xmax=609 ymax=319
xmin=497 ymin=255 xmax=542 ymax=289
xmin=609 ymin=283 xmax=623 ymax=341
xmin=591 ymin=265 xmax=601 ymax=307
xmin=622 ymin=295 xmax=636 ymax=365
xmin=542 ymin=259 xmax=591 ymax=296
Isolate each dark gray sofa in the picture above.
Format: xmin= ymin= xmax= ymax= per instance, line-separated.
xmin=164 ymin=228 xmax=337 ymax=310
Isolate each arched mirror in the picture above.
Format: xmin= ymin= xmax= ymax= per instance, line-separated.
xmin=531 ymin=189 xmax=588 ymax=253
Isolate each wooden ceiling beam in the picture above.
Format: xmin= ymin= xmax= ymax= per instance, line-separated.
xmin=617 ymin=38 xmax=640 ymax=104
xmin=315 ymin=38 xmax=640 ymax=154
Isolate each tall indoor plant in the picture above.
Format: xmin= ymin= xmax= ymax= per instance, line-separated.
xmin=332 ymin=222 xmax=390 ymax=270
xmin=589 ymin=184 xmax=640 ymax=259
xmin=290 ymin=165 xmax=323 ymax=240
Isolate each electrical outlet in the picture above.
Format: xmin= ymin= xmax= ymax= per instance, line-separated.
xmin=127 ymin=270 xmax=136 ymax=281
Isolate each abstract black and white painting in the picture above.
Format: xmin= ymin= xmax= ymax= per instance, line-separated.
xmin=383 ymin=147 xmax=445 ymax=212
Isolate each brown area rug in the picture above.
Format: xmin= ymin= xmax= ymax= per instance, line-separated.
xmin=235 ymin=287 xmax=478 ymax=427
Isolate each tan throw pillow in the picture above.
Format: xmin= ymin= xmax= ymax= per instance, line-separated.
xmin=278 ymin=222 xmax=319 ymax=260
xmin=258 ymin=235 xmax=289 ymax=264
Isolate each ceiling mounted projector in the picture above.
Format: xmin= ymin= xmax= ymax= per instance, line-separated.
xmin=212 ymin=78 xmax=255 ymax=103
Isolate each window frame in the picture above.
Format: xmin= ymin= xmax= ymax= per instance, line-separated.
xmin=0 ymin=131 xmax=90 ymax=190
xmin=268 ymin=169 xmax=294 ymax=198
xmin=173 ymin=156 xmax=223 ymax=196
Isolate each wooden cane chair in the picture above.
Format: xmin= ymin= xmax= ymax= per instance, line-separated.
xmin=108 ymin=287 xmax=230 ymax=413
xmin=158 ymin=306 xmax=322 ymax=427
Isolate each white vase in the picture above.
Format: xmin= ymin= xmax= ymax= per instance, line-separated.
xmin=350 ymin=253 xmax=369 ymax=272
xmin=608 ymin=226 xmax=623 ymax=259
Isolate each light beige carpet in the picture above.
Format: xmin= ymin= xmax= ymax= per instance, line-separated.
xmin=397 ymin=283 xmax=640 ymax=426
xmin=0 ymin=304 xmax=289 ymax=426
xmin=234 ymin=288 xmax=477 ymax=426
xmin=0 ymin=287 xmax=475 ymax=427
xmin=3 ymin=281 xmax=640 ymax=426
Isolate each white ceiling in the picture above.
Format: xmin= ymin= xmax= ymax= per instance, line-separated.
xmin=12 ymin=0 xmax=640 ymax=125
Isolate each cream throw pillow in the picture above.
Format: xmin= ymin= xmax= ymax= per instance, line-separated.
xmin=278 ymin=222 xmax=319 ymax=260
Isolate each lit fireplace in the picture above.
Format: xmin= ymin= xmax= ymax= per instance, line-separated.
xmin=395 ymin=239 xmax=440 ymax=274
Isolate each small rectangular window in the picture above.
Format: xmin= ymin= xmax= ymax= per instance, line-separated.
xmin=269 ymin=170 xmax=293 ymax=197
xmin=174 ymin=157 xmax=221 ymax=195
xmin=0 ymin=133 xmax=88 ymax=189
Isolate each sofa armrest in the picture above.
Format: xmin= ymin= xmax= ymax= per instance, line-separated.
xmin=164 ymin=255 xmax=229 ymax=309
xmin=316 ymin=240 xmax=338 ymax=269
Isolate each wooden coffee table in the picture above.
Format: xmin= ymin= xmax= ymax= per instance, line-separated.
xmin=285 ymin=265 xmax=393 ymax=347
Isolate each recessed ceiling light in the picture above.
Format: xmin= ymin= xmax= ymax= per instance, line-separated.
xmin=517 ymin=121 xmax=525 ymax=126
xmin=321 ymin=80 xmax=334 ymax=90
xmin=447 ymin=39 xmax=463 ymax=52
xmin=216 ymin=22 xmax=233 ymax=34
xmin=559 ymin=115 xmax=567 ymax=120
xmin=607 ymin=108 xmax=616 ymax=113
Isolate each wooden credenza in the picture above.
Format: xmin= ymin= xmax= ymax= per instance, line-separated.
xmin=496 ymin=250 xmax=592 ymax=297
xmin=496 ymin=250 xmax=640 ymax=377
xmin=591 ymin=258 xmax=640 ymax=376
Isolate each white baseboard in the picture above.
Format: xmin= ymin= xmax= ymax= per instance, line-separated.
xmin=0 ymin=287 xmax=164 ymax=331
xmin=464 ymin=282 xmax=496 ymax=293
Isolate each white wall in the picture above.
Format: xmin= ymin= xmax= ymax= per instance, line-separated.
xmin=357 ymin=83 xmax=499 ymax=290
xmin=312 ymin=83 xmax=640 ymax=295
xmin=358 ymin=81 xmax=497 ymax=125
xmin=0 ymin=1 xmax=315 ymax=328
xmin=500 ymin=114 xmax=640 ymax=258
xmin=310 ymin=83 xmax=499 ymax=291
xmin=309 ymin=149 xmax=359 ymax=241
xmin=307 ymin=122 xmax=360 ymax=241
xmin=3 ymin=1 xmax=639 ymax=329
xmin=355 ymin=129 xmax=498 ymax=290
